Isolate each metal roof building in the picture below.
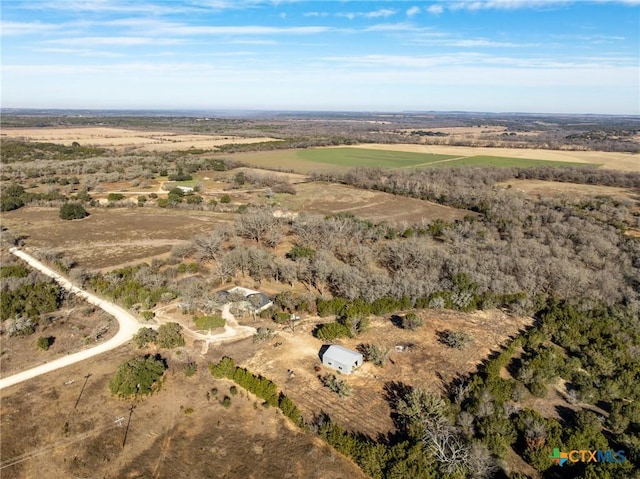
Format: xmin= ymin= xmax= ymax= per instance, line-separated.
xmin=321 ymin=345 xmax=363 ymax=375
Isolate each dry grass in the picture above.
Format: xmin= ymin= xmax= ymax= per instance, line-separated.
xmin=0 ymin=207 xmax=232 ymax=269
xmin=1 ymin=127 xmax=280 ymax=152
xmin=244 ymin=309 xmax=533 ymax=438
xmin=0 ymin=343 xmax=366 ymax=479
xmin=498 ymin=179 xmax=640 ymax=202
xmin=274 ymin=181 xmax=474 ymax=224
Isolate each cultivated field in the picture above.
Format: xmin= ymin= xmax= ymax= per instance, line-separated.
xmin=0 ymin=127 xmax=280 ymax=152
xmin=231 ymin=145 xmax=617 ymax=173
xmin=244 ymin=309 xmax=533 ymax=438
xmin=0 ymin=343 xmax=366 ymax=479
xmin=347 ymin=144 xmax=639 ymax=171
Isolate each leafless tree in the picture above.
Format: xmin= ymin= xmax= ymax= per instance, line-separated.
xmin=235 ymin=208 xmax=281 ymax=246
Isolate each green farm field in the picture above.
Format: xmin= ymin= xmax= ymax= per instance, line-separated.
xmin=230 ymin=147 xmax=600 ymax=172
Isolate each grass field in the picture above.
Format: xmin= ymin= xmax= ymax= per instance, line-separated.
xmin=296 ymin=147 xmax=457 ymax=168
xmin=233 ymin=146 xmax=602 ymax=172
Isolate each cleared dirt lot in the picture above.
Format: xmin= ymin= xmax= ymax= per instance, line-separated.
xmin=0 ymin=207 xmax=231 ymax=269
xmin=244 ymin=309 xmax=533 ymax=438
xmin=1 ymin=127 xmax=279 ymax=152
xmin=0 ymin=343 xmax=366 ymax=479
xmin=347 ymin=144 xmax=640 ymax=172
xmin=275 ymin=181 xmax=474 ymax=224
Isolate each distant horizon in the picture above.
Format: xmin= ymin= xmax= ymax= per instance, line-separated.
xmin=3 ymin=1 xmax=639 ymax=115
xmin=3 ymin=107 xmax=639 ymax=118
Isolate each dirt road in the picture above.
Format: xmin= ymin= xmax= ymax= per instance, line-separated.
xmin=1 ymin=248 xmax=257 ymax=390
xmin=0 ymin=248 xmax=144 ymax=391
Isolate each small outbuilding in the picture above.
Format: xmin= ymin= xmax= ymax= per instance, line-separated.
xmin=321 ymin=345 xmax=363 ymax=375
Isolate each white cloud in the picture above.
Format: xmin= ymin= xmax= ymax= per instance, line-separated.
xmin=34 ymin=47 xmax=124 ymax=57
xmin=364 ymin=23 xmax=418 ymax=32
xmin=427 ymin=5 xmax=444 ymax=14
xmin=1 ymin=21 xmax=61 ymax=36
xmin=406 ymin=6 xmax=421 ymax=17
xmin=365 ymin=8 xmax=397 ymax=18
xmin=443 ymin=0 xmax=639 ymax=11
xmin=159 ymin=25 xmax=331 ymax=35
xmin=48 ymin=36 xmax=185 ymax=46
xmin=337 ymin=9 xmax=397 ymax=20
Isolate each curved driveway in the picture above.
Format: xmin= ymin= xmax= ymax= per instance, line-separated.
xmin=0 ymin=248 xmax=144 ymax=391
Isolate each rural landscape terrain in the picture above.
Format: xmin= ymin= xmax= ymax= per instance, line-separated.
xmin=1 ymin=110 xmax=639 ymax=479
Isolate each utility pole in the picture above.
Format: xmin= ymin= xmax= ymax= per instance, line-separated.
xmin=74 ymin=372 xmax=92 ymax=409
xmin=122 ymin=404 xmax=136 ymax=449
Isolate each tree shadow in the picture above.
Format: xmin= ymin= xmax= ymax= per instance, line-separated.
xmin=554 ymin=405 xmax=576 ymax=424
xmin=389 ymin=314 xmax=403 ymax=328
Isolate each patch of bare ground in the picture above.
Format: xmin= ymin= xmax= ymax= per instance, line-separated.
xmin=0 ymin=303 xmax=116 ymax=379
xmin=276 ymin=181 xmax=473 ymax=224
xmin=498 ymin=179 xmax=640 ymax=202
xmin=0 ymin=343 xmax=366 ymax=479
xmin=0 ymin=207 xmax=233 ymax=269
xmin=505 ymin=447 xmax=542 ymax=479
xmin=347 ymin=144 xmax=640 ymax=172
xmin=244 ymin=309 xmax=533 ymax=438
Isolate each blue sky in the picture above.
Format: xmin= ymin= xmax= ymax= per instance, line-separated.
xmin=1 ymin=0 xmax=639 ymax=114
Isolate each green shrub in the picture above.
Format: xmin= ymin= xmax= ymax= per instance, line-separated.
xmin=286 ymin=245 xmax=315 ymax=260
xmin=438 ymin=330 xmax=473 ymax=349
xmin=320 ymin=374 xmax=352 ymax=398
xmin=1 ymin=184 xmax=26 ymax=211
xmin=401 ymin=312 xmax=423 ymax=330
xmin=133 ymin=327 xmax=158 ymax=348
xmin=315 ymin=322 xmax=350 ymax=341
xmin=157 ymin=322 xmax=185 ymax=348
xmin=272 ymin=311 xmax=291 ymax=324
xmin=220 ymin=194 xmax=231 ymax=204
xmin=109 ymin=355 xmax=166 ymax=398
xmin=107 ymin=193 xmax=124 ymax=201
xmin=358 ymin=344 xmax=389 ymax=367
xmin=184 ymin=362 xmax=197 ymax=377
xmin=37 ymin=336 xmax=52 ymax=351
xmin=59 ymin=202 xmax=88 ymax=220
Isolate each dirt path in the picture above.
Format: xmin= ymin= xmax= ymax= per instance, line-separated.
xmin=0 ymin=248 xmax=144 ymax=391
xmin=1 ymin=249 xmax=257 ymax=391
xmin=153 ymin=304 xmax=256 ymax=354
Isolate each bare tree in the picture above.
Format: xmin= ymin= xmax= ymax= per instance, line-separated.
xmin=235 ymin=208 xmax=281 ymax=246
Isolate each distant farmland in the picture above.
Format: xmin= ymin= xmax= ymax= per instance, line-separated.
xmin=297 ymin=147 xmax=456 ymax=167
xmin=232 ymin=146 xmax=600 ymax=172
xmin=428 ymin=155 xmax=600 ymax=168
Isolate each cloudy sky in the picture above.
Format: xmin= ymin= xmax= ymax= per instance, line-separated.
xmin=1 ymin=0 xmax=638 ymax=113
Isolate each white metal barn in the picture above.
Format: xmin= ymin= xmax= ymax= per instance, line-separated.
xmin=321 ymin=345 xmax=363 ymax=375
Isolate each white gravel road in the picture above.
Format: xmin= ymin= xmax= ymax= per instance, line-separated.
xmin=0 ymin=248 xmax=144 ymax=391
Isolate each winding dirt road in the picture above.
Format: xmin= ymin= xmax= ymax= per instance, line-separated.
xmin=0 ymin=248 xmax=144 ymax=391
xmin=1 ymin=248 xmax=257 ymax=391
